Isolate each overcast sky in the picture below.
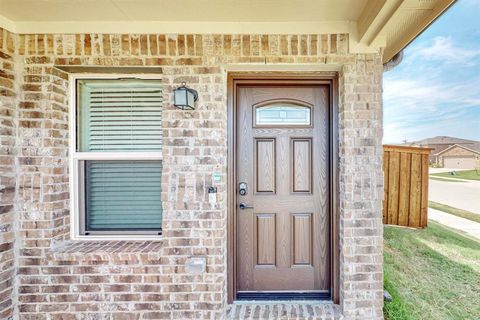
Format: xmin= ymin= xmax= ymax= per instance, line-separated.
xmin=383 ymin=0 xmax=480 ymax=144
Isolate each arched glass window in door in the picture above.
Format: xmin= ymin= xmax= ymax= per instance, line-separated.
xmin=254 ymin=100 xmax=312 ymax=126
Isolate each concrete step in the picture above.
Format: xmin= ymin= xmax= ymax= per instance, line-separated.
xmin=224 ymin=301 xmax=343 ymax=320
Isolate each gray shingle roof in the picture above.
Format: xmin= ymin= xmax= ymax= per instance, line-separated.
xmin=400 ymin=136 xmax=480 ymax=156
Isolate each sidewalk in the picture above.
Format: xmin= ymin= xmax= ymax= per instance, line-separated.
xmin=429 ymin=208 xmax=480 ymax=240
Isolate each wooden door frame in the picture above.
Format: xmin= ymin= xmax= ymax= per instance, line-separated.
xmin=227 ymin=73 xmax=340 ymax=304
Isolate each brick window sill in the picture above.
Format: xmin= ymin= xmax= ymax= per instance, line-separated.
xmin=49 ymin=240 xmax=164 ymax=260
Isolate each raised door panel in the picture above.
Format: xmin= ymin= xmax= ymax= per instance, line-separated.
xmin=292 ymin=138 xmax=312 ymax=193
xmin=255 ymin=138 xmax=276 ymax=193
xmin=255 ymin=213 xmax=276 ymax=266
xmin=292 ymin=213 xmax=312 ymax=266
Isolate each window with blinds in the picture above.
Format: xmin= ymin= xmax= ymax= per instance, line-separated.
xmin=77 ymin=79 xmax=163 ymax=152
xmin=75 ymin=78 xmax=163 ymax=236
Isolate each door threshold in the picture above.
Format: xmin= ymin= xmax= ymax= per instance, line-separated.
xmin=236 ymin=291 xmax=330 ymax=301
xmin=232 ymin=300 xmax=334 ymax=305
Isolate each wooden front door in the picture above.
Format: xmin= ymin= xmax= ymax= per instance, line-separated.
xmin=235 ymin=82 xmax=331 ymax=299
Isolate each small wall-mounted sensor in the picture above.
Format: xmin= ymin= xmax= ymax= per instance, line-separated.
xmin=185 ymin=257 xmax=206 ymax=274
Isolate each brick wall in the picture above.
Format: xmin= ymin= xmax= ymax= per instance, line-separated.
xmin=338 ymin=57 xmax=384 ymax=318
xmin=0 ymin=28 xmax=16 ymax=320
xmin=1 ymin=30 xmax=384 ymax=319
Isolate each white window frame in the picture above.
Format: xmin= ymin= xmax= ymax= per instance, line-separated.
xmin=69 ymin=73 xmax=163 ymax=240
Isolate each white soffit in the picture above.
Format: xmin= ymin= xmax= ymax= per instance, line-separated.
xmin=0 ymin=0 xmax=366 ymax=39
xmin=380 ymin=0 xmax=457 ymax=62
xmin=0 ymin=0 xmax=368 ymax=22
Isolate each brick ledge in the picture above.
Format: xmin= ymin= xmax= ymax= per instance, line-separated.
xmin=49 ymin=240 xmax=164 ymax=256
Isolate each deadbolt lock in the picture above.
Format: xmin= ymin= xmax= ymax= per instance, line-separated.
xmin=239 ymin=182 xmax=247 ymax=196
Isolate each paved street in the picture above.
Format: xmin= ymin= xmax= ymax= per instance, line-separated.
xmin=429 ymin=208 xmax=480 ymax=240
xmin=429 ymin=178 xmax=480 ymax=215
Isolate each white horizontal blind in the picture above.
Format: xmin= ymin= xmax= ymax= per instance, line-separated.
xmin=85 ymin=161 xmax=162 ymax=231
xmin=78 ymin=79 xmax=163 ymax=152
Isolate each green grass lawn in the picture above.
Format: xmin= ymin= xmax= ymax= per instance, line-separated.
xmin=384 ymin=222 xmax=480 ymax=320
xmin=430 ymin=169 xmax=480 ymax=181
xmin=429 ymin=201 xmax=480 ymax=224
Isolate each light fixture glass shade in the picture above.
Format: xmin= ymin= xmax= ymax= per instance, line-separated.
xmin=174 ymin=85 xmax=198 ymax=110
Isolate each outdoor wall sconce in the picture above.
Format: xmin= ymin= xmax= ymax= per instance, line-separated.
xmin=173 ymin=82 xmax=198 ymax=110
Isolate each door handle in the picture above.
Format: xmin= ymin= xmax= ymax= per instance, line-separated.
xmin=239 ymin=202 xmax=254 ymax=210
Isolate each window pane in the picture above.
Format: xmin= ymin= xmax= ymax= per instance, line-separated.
xmin=85 ymin=161 xmax=162 ymax=231
xmin=77 ymin=79 xmax=163 ymax=152
xmin=255 ymin=103 xmax=311 ymax=126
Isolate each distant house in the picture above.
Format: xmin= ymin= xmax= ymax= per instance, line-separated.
xmin=435 ymin=144 xmax=480 ymax=169
xmin=404 ymin=136 xmax=480 ymax=169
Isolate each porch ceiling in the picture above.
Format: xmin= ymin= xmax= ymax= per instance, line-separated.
xmin=0 ymin=0 xmax=370 ymax=22
xmin=0 ymin=0 xmax=457 ymax=62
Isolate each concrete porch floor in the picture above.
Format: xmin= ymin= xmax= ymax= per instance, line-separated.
xmin=225 ymin=301 xmax=343 ymax=320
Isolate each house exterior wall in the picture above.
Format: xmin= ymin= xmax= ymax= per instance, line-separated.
xmin=442 ymin=157 xmax=476 ymax=169
xmin=0 ymin=29 xmax=384 ymax=319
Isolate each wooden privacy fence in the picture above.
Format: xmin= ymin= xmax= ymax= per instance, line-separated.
xmin=383 ymin=145 xmax=432 ymax=228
